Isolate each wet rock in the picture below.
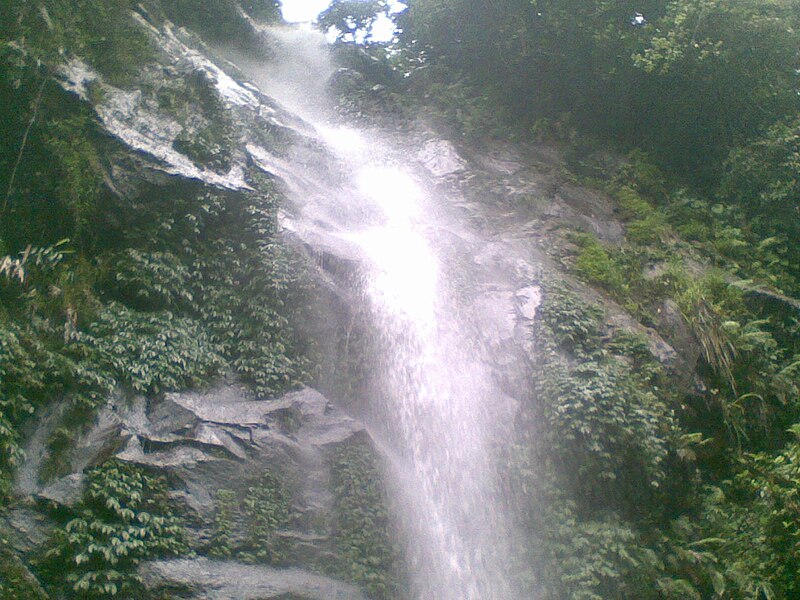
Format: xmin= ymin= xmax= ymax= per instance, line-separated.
xmin=544 ymin=184 xmax=625 ymax=243
xmin=654 ymin=299 xmax=702 ymax=390
xmin=474 ymin=153 xmax=525 ymax=176
xmin=515 ymin=285 xmax=542 ymax=321
xmin=742 ymin=285 xmax=800 ymax=316
xmin=57 ymin=59 xmax=98 ymax=100
xmin=1 ymin=506 xmax=51 ymax=554
xmin=15 ymin=382 xmax=366 ymax=564
xmin=473 ymin=291 xmax=517 ymax=350
xmin=140 ymin=557 xmax=369 ymax=600
xmin=16 ymin=402 xmax=69 ymax=497
xmin=69 ymin=402 xmax=130 ymax=474
xmin=116 ymin=435 xmax=221 ymax=469
xmin=194 ymin=422 xmax=249 ymax=459
xmin=36 ymin=473 xmax=85 ymax=507
xmin=169 ymin=385 xmax=276 ymax=426
xmin=515 ymin=285 xmax=543 ymax=356
xmin=606 ymin=310 xmax=678 ymax=365
xmin=417 ymin=139 xmax=467 ymax=177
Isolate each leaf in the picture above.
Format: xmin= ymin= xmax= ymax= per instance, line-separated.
xmin=711 ymin=570 xmax=726 ymax=597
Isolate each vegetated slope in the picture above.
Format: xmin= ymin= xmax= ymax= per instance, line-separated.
xmin=0 ymin=3 xmax=400 ymax=599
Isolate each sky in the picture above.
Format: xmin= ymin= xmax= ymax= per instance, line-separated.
xmin=281 ymin=0 xmax=331 ymax=22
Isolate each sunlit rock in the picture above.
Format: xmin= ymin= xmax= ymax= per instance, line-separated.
xmin=417 ymin=139 xmax=467 ymax=177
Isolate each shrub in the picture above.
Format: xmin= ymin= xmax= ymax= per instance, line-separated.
xmin=111 ymin=250 xmax=194 ymax=311
xmin=208 ymin=489 xmax=237 ymax=558
xmin=329 ymin=441 xmax=398 ymax=600
xmin=45 ymin=116 xmax=104 ymax=246
xmin=76 ymin=302 xmax=224 ymax=395
xmin=538 ymin=286 xmax=603 ymax=357
xmin=538 ymin=358 xmax=673 ymax=508
xmin=697 ymin=427 xmax=800 ymax=598
xmin=615 ymin=186 xmax=653 ymax=221
xmin=541 ymin=500 xmax=661 ymax=600
xmin=572 ymin=234 xmax=628 ymax=297
xmin=41 ymin=460 xmax=187 ymax=597
xmin=239 ymin=472 xmax=292 ymax=565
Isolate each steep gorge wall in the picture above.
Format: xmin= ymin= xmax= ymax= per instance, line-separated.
xmin=2 ymin=2 xmax=798 ymax=600
xmin=1 ymin=3 xmax=397 ymax=598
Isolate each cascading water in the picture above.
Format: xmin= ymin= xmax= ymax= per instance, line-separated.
xmin=230 ymin=26 xmax=525 ymax=599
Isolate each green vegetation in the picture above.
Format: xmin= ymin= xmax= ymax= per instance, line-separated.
xmin=0 ymin=167 xmax=306 ymax=493
xmin=511 ymin=272 xmax=800 ymax=598
xmin=2 ymin=0 xmax=157 ymax=87
xmin=572 ymin=235 xmax=630 ymax=297
xmin=536 ymin=287 xmax=676 ymax=515
xmin=38 ymin=460 xmax=188 ymax=598
xmin=0 ymin=536 xmax=49 ymax=600
xmin=696 ymin=436 xmax=800 ymax=599
xmin=395 ymin=0 xmax=799 ymax=186
xmin=0 ymin=15 xmax=306 ymax=600
xmin=206 ymin=472 xmax=293 ymax=565
xmin=239 ymin=472 xmax=292 ymax=564
xmin=328 ymin=441 xmax=399 ymax=600
xmin=208 ymin=489 xmax=238 ymax=558
xmin=491 ymin=124 xmax=792 ymax=590
xmin=161 ymin=0 xmax=281 ymax=46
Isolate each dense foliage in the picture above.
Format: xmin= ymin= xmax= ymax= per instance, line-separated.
xmin=38 ymin=460 xmax=188 ymax=598
xmin=396 ymin=0 xmax=799 ymax=180
xmin=524 ymin=166 xmax=800 ymax=596
xmin=0 ymin=0 xmax=306 ymax=516
xmin=327 ymin=440 xmax=400 ymax=600
xmin=206 ymin=471 xmax=293 ymax=564
xmin=513 ymin=284 xmax=800 ymax=598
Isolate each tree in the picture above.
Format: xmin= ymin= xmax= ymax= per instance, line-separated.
xmin=319 ymin=0 xmax=392 ymax=44
xmin=397 ymin=0 xmax=800 ymax=186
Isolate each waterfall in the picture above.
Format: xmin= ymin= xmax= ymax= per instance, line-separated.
xmin=228 ymin=26 xmax=524 ymax=599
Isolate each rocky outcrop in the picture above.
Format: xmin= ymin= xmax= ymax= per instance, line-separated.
xmin=140 ymin=557 xmax=368 ymax=600
xmin=19 ymin=383 xmax=364 ymax=526
xmin=409 ymin=132 xmax=704 ymax=394
xmin=12 ymin=383 xmax=369 ymax=596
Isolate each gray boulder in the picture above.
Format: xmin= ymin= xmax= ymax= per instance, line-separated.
xmin=140 ymin=557 xmax=369 ymax=599
xmin=15 ymin=383 xmax=367 ymax=568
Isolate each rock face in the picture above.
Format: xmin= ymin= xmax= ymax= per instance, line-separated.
xmin=405 ymin=131 xmax=699 ymax=388
xmin=23 ymin=383 xmax=362 ymax=508
xmin=15 ymin=384 xmax=369 ymax=596
xmin=140 ymin=557 xmax=368 ymax=600
xmin=417 ymin=139 xmax=467 ymax=177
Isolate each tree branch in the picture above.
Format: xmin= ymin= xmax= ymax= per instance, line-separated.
xmin=2 ymin=75 xmax=48 ymax=218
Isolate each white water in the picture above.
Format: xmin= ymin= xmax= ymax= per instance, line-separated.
xmin=233 ymin=27 xmax=522 ymax=599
